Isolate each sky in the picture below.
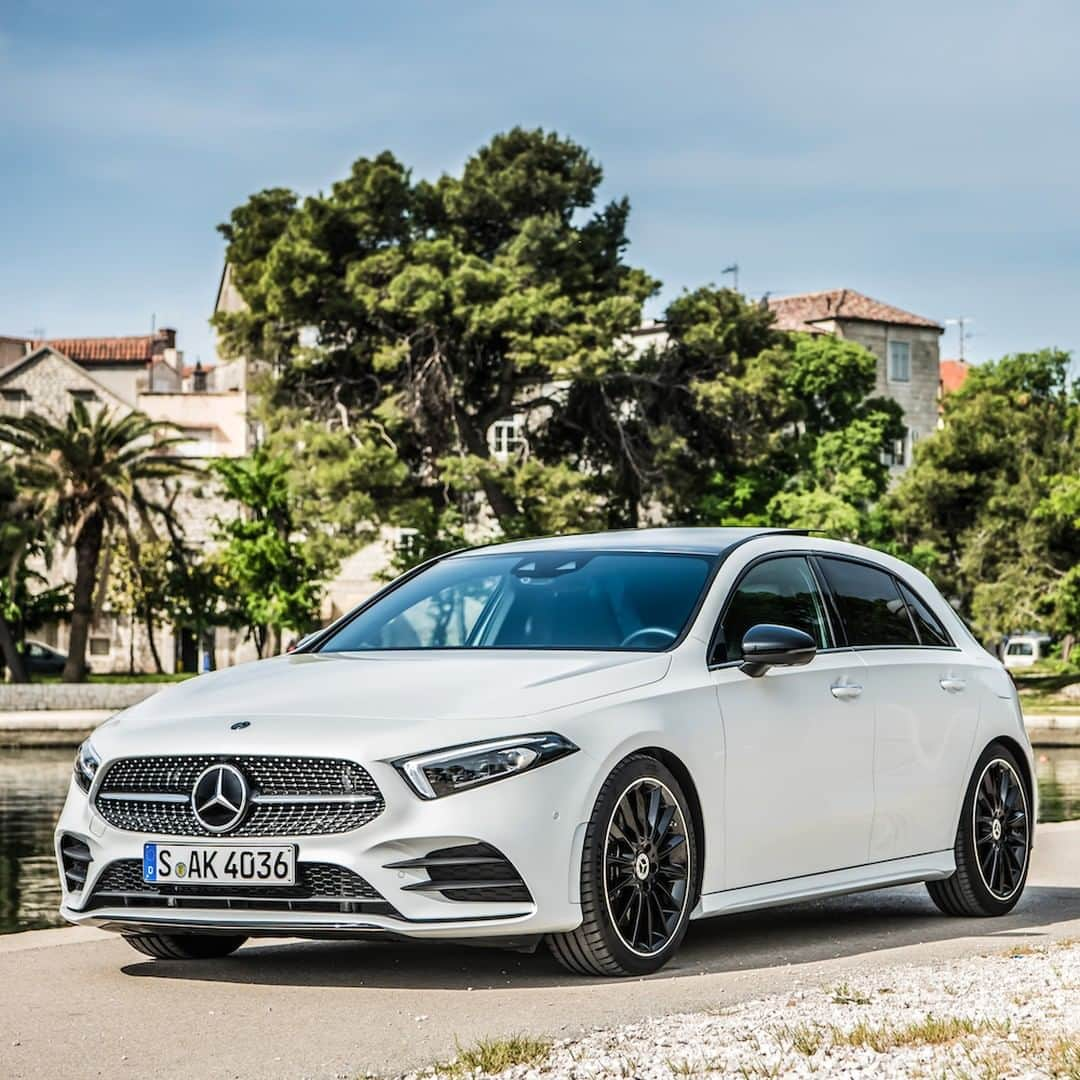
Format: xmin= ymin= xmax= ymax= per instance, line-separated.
xmin=1 ymin=1 xmax=1078 ymax=369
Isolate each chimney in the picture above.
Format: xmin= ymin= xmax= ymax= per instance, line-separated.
xmin=193 ymin=360 xmax=207 ymax=393
xmin=154 ymin=327 xmax=177 ymax=353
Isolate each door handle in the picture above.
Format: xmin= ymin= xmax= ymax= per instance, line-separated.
xmin=939 ymin=676 xmax=967 ymax=693
xmin=830 ymin=682 xmax=863 ymax=701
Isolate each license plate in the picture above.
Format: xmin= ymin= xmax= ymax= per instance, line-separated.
xmin=142 ymin=843 xmax=296 ymax=886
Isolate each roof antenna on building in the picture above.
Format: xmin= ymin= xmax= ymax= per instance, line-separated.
xmin=722 ymin=263 xmax=740 ymax=293
xmin=945 ymin=317 xmax=974 ymax=361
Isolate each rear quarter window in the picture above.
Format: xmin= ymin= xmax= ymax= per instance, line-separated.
xmin=897 ymin=580 xmax=954 ymax=647
xmin=817 ymin=557 xmax=919 ymax=647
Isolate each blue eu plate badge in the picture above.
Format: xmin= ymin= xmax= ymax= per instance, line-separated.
xmin=143 ymin=843 xmax=157 ymax=882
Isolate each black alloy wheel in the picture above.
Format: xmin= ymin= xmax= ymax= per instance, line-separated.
xmin=972 ymin=757 xmax=1029 ymax=901
xmin=603 ymin=777 xmax=691 ymax=956
xmin=927 ymin=741 xmax=1032 ymax=917
xmin=549 ymin=754 xmax=697 ymax=976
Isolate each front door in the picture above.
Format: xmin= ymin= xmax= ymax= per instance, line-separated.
xmin=709 ymin=555 xmax=875 ymax=889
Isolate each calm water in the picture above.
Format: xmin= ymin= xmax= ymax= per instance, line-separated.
xmin=1 ymin=745 xmax=1079 ymax=936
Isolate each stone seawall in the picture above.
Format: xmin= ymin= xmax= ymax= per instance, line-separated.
xmin=0 ymin=684 xmax=162 ymax=712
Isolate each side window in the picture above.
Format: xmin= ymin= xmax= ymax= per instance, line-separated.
xmin=712 ymin=557 xmax=832 ymax=664
xmin=897 ymin=580 xmax=953 ymax=647
xmin=817 ymin=558 xmax=918 ymax=646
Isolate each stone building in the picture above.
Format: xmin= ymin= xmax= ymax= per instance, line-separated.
xmin=0 ymin=332 xmax=257 ymax=674
xmin=766 ymin=289 xmax=943 ymax=469
xmin=629 ymin=289 xmax=944 ymax=470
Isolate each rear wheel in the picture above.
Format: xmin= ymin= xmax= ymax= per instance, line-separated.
xmin=927 ymin=741 xmax=1031 ymax=917
xmin=549 ymin=754 xmax=696 ymax=976
xmin=122 ymin=933 xmax=248 ymax=960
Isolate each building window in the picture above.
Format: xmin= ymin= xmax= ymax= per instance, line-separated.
xmin=888 ymin=340 xmax=911 ymax=382
xmin=1 ymin=389 xmax=30 ymax=417
xmin=881 ymin=435 xmax=907 ymax=468
xmin=89 ymin=637 xmax=112 ymax=657
xmin=395 ymin=528 xmax=420 ymax=560
xmin=178 ymin=427 xmax=217 ymax=457
xmin=489 ymin=415 xmax=526 ymax=459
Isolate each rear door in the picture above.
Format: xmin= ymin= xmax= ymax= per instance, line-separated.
xmin=709 ymin=555 xmax=875 ymax=889
xmin=814 ymin=557 xmax=979 ymax=862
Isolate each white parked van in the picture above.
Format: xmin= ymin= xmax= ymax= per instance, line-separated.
xmin=1003 ymin=634 xmax=1051 ymax=669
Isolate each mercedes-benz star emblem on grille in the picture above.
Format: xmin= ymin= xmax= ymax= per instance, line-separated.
xmin=191 ymin=763 xmax=249 ymax=833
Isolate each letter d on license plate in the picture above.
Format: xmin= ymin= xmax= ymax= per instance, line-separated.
xmin=142 ymin=843 xmax=296 ymax=885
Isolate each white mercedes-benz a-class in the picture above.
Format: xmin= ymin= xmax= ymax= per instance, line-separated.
xmin=56 ymin=528 xmax=1035 ymax=975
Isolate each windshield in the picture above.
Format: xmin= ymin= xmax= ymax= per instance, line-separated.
xmin=318 ymin=551 xmax=716 ymax=653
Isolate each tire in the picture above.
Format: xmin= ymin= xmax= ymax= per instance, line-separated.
xmin=927 ymin=741 xmax=1032 ymax=917
xmin=549 ymin=754 xmax=697 ymax=977
xmin=122 ymin=933 xmax=248 ymax=960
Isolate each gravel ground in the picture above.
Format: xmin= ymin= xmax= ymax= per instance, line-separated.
xmin=417 ymin=940 xmax=1080 ymax=1079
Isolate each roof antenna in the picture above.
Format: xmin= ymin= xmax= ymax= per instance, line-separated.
xmin=944 ymin=317 xmax=974 ymax=361
xmin=721 ymin=263 xmax=739 ymax=293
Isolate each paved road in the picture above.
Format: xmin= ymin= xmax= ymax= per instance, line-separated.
xmin=4 ymin=821 xmax=1079 ymax=1080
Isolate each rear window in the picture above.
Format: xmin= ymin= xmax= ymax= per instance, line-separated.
xmin=817 ymin=558 xmax=919 ymax=647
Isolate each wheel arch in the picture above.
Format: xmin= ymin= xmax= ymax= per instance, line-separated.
xmin=637 ymin=745 xmax=707 ymax=904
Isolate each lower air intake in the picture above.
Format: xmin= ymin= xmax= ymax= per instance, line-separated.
xmin=391 ymin=842 xmax=532 ymax=903
xmin=86 ymin=859 xmax=398 ymax=917
xmin=60 ymin=835 xmax=92 ymax=892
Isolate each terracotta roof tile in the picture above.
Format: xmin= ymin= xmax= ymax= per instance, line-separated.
xmin=33 ymin=335 xmax=154 ymax=364
xmin=939 ymin=358 xmax=971 ymax=394
xmin=768 ymin=289 xmax=942 ymax=332
xmin=32 ymin=329 xmax=177 ymax=365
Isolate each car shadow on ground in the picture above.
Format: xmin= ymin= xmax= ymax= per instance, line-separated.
xmin=121 ymin=883 xmax=1080 ymax=990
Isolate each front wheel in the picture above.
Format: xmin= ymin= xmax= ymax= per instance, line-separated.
xmin=927 ymin=741 xmax=1032 ymax=917
xmin=549 ymin=754 xmax=697 ymax=976
xmin=123 ymin=933 xmax=248 ymax=960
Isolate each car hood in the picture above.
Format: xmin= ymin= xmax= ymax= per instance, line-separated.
xmin=92 ymin=650 xmax=670 ymax=760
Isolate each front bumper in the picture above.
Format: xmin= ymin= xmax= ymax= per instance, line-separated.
xmin=55 ymin=751 xmax=590 ymax=941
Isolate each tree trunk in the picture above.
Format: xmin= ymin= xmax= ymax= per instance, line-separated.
xmin=143 ymin=608 xmax=164 ymax=674
xmin=64 ymin=515 xmax=104 ymax=682
xmin=270 ymin=624 xmax=282 ymax=657
xmin=0 ymin=614 xmax=28 ymax=683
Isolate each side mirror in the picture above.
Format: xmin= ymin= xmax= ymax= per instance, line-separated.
xmin=739 ymin=623 xmax=817 ymax=678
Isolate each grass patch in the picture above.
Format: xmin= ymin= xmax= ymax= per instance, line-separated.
xmin=436 ymin=1035 xmax=551 ymax=1076
xmin=1006 ymin=943 xmax=1045 ymax=958
xmin=1050 ymin=1035 xmax=1080 ymax=1079
xmin=830 ymin=981 xmax=872 ymax=1005
xmin=833 ymin=1015 xmax=1004 ymax=1053
xmin=773 ymin=1023 xmax=823 ymax=1057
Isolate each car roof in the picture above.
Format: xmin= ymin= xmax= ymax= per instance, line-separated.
xmin=453 ymin=527 xmax=809 ymax=558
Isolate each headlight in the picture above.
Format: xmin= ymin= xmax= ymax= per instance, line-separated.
xmin=393 ymin=733 xmax=578 ymax=800
xmin=73 ymin=738 xmax=101 ymax=793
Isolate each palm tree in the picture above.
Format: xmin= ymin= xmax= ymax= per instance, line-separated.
xmin=0 ymin=402 xmax=193 ymax=681
xmin=0 ymin=463 xmax=42 ymax=682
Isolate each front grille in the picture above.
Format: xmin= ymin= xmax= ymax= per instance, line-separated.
xmin=389 ymin=842 xmax=532 ymax=903
xmin=95 ymin=755 xmax=384 ymax=837
xmin=60 ymin=835 xmax=92 ymax=892
xmin=86 ymin=859 xmax=397 ymax=916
